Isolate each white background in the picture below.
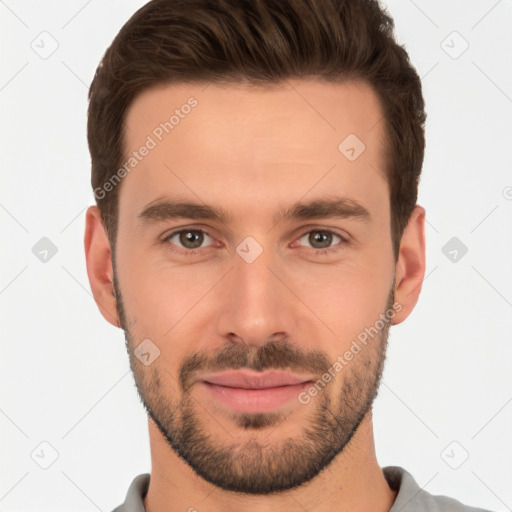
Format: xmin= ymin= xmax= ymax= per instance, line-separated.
xmin=1 ymin=1 xmax=511 ymax=511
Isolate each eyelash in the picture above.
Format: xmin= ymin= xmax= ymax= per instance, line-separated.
xmin=161 ymin=227 xmax=348 ymax=257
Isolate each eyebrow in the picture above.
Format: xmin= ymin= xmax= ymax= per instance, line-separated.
xmin=137 ymin=195 xmax=371 ymax=226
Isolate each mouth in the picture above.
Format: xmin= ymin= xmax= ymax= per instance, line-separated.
xmin=199 ymin=370 xmax=314 ymax=413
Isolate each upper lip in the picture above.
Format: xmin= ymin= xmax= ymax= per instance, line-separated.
xmin=200 ymin=370 xmax=314 ymax=389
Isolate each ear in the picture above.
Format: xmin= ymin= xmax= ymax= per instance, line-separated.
xmin=391 ymin=205 xmax=426 ymax=325
xmin=84 ymin=205 xmax=120 ymax=328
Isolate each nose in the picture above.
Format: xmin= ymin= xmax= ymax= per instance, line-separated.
xmin=215 ymin=237 xmax=297 ymax=348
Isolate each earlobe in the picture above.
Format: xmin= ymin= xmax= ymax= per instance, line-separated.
xmin=84 ymin=205 xmax=120 ymax=328
xmin=391 ymin=205 xmax=426 ymax=325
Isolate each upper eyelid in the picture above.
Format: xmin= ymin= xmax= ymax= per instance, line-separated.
xmin=164 ymin=227 xmax=216 ymax=245
xmin=164 ymin=226 xmax=348 ymax=248
xmin=297 ymin=230 xmax=344 ymax=240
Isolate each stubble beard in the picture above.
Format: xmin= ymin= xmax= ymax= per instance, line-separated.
xmin=113 ymin=269 xmax=393 ymax=495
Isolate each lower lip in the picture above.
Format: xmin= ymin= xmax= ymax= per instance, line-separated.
xmin=201 ymin=381 xmax=312 ymax=413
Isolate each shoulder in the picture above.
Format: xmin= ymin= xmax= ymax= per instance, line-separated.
xmin=111 ymin=473 xmax=150 ymax=512
xmin=384 ymin=466 xmax=495 ymax=512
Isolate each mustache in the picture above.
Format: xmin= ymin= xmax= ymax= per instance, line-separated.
xmin=179 ymin=338 xmax=331 ymax=392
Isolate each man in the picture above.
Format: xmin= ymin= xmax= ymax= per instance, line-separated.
xmin=84 ymin=0 xmax=493 ymax=510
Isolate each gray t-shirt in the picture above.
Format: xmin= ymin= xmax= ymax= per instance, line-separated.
xmin=112 ymin=466 xmax=493 ymax=512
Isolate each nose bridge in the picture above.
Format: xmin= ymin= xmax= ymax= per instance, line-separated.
xmin=217 ymin=236 xmax=292 ymax=345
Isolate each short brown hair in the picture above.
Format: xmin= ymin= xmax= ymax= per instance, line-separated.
xmin=87 ymin=0 xmax=426 ymax=260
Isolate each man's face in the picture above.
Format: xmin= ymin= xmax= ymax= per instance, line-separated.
xmin=113 ymin=79 xmax=397 ymax=494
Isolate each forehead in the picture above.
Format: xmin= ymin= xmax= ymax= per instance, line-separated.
xmin=120 ymin=79 xmax=388 ymax=220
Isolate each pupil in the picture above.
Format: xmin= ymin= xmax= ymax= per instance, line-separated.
xmin=179 ymin=231 xmax=332 ymax=250
xmin=310 ymin=231 xmax=331 ymax=249
xmin=181 ymin=231 xmax=203 ymax=249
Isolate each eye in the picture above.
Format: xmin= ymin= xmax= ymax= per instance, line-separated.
xmin=161 ymin=227 xmax=348 ymax=257
xmin=163 ymin=228 xmax=216 ymax=255
xmin=295 ymin=230 xmax=346 ymax=255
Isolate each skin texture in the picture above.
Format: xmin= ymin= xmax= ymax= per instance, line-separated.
xmin=84 ymin=79 xmax=426 ymax=512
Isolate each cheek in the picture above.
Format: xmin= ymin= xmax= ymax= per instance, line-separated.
xmin=117 ymin=256 xmax=225 ymax=370
xmin=288 ymin=259 xmax=392 ymax=348
xmin=116 ymin=251 xmax=195 ymax=336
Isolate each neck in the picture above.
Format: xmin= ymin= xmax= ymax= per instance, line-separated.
xmin=143 ymin=411 xmax=397 ymax=512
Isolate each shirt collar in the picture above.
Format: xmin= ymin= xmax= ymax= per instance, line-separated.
xmin=115 ymin=466 xmax=429 ymax=512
